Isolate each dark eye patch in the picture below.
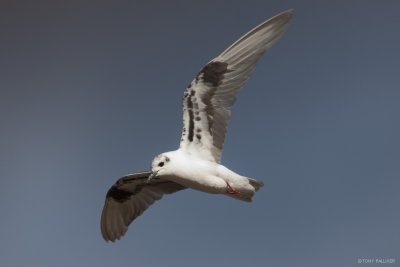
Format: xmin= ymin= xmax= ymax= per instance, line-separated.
xmin=158 ymin=162 xmax=164 ymax=167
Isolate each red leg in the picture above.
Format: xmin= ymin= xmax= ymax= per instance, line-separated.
xmin=226 ymin=183 xmax=241 ymax=196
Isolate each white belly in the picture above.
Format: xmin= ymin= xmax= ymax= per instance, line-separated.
xmin=159 ymin=150 xmax=254 ymax=196
xmin=162 ymin=154 xmax=227 ymax=193
xmin=169 ymin=174 xmax=227 ymax=194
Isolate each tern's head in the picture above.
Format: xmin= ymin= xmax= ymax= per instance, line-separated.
xmin=149 ymin=153 xmax=171 ymax=179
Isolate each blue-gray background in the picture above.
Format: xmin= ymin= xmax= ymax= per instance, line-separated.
xmin=1 ymin=1 xmax=399 ymax=267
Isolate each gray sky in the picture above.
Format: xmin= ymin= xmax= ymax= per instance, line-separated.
xmin=1 ymin=1 xmax=399 ymax=267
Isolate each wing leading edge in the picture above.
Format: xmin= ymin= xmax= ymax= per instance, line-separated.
xmin=100 ymin=172 xmax=185 ymax=241
xmin=179 ymin=10 xmax=293 ymax=162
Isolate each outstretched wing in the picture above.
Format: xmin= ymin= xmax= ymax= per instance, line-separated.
xmin=179 ymin=10 xmax=292 ymax=163
xmin=100 ymin=172 xmax=185 ymax=242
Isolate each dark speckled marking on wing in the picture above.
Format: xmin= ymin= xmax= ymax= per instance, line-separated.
xmin=101 ymin=9 xmax=293 ymax=241
xmin=181 ymin=61 xmax=229 ymax=146
xmin=178 ymin=10 xmax=292 ymax=163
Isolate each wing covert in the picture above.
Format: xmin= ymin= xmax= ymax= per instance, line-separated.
xmin=100 ymin=172 xmax=185 ymax=242
xmin=179 ymin=10 xmax=293 ymax=162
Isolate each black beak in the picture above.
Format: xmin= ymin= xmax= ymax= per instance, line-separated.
xmin=147 ymin=170 xmax=158 ymax=183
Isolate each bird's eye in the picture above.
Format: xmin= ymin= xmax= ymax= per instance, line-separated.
xmin=158 ymin=162 xmax=164 ymax=167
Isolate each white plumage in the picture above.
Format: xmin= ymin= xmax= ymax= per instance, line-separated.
xmin=101 ymin=10 xmax=293 ymax=242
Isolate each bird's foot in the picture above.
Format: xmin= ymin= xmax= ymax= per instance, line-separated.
xmin=226 ymin=183 xmax=241 ymax=196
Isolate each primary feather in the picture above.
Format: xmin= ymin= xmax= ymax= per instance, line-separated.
xmin=100 ymin=10 xmax=293 ymax=241
xmin=179 ymin=10 xmax=292 ymax=162
xmin=101 ymin=172 xmax=185 ymax=241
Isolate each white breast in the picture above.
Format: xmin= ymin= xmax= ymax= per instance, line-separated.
xmin=163 ymin=150 xmax=227 ymax=194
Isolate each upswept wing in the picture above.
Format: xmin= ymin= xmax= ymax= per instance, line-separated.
xmin=100 ymin=172 xmax=185 ymax=241
xmin=179 ymin=10 xmax=292 ymax=162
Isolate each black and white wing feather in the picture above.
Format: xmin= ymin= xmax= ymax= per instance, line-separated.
xmin=100 ymin=172 xmax=185 ymax=241
xmin=179 ymin=10 xmax=292 ymax=163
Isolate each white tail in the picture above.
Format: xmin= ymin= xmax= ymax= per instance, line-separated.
xmin=248 ymin=177 xmax=264 ymax=191
xmin=227 ymin=177 xmax=264 ymax=202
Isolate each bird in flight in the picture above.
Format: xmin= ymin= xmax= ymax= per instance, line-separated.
xmin=101 ymin=10 xmax=293 ymax=242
